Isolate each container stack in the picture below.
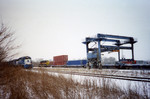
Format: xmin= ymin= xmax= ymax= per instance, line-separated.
xmin=53 ymin=55 xmax=68 ymax=65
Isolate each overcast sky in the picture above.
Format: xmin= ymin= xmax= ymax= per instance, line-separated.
xmin=0 ymin=0 xmax=150 ymax=61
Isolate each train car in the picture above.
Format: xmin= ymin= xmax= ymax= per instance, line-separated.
xmin=53 ymin=55 xmax=68 ymax=65
xmin=49 ymin=61 xmax=54 ymax=65
xmin=9 ymin=59 xmax=19 ymax=65
xmin=37 ymin=55 xmax=87 ymax=68
xmin=18 ymin=56 xmax=33 ymax=69
xmin=136 ymin=60 xmax=150 ymax=65
xmin=115 ymin=59 xmax=136 ymax=66
xmin=120 ymin=59 xmax=136 ymax=64
xmin=10 ymin=56 xmax=33 ymax=69
xmin=67 ymin=60 xmax=87 ymax=67
xmin=39 ymin=60 xmax=50 ymax=67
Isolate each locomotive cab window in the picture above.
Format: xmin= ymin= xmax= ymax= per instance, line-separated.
xmin=24 ymin=59 xmax=32 ymax=65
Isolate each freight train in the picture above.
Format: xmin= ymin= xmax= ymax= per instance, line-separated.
xmin=38 ymin=55 xmax=150 ymax=69
xmin=39 ymin=55 xmax=87 ymax=67
xmin=39 ymin=60 xmax=50 ymax=67
xmin=9 ymin=56 xmax=33 ymax=69
xmin=39 ymin=60 xmax=87 ymax=67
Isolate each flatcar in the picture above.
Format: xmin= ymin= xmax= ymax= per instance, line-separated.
xmin=120 ymin=59 xmax=136 ymax=64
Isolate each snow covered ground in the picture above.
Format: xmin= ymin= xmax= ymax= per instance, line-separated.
xmin=34 ymin=67 xmax=150 ymax=77
xmin=33 ymin=67 xmax=150 ymax=98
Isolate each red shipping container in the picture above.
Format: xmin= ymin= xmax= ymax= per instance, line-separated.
xmin=53 ymin=55 xmax=68 ymax=63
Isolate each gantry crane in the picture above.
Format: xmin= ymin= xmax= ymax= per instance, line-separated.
xmin=82 ymin=33 xmax=137 ymax=69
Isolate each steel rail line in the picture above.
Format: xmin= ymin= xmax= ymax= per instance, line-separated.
xmin=45 ymin=70 xmax=150 ymax=83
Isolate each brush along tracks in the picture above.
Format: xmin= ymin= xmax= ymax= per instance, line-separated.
xmin=37 ymin=70 xmax=150 ymax=83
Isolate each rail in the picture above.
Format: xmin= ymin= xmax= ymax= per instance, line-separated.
xmin=45 ymin=70 xmax=150 ymax=83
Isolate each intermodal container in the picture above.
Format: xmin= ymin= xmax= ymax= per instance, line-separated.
xmin=53 ymin=55 xmax=68 ymax=62
xmin=67 ymin=60 xmax=87 ymax=66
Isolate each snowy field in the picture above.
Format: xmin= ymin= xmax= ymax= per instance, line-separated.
xmin=33 ymin=67 xmax=150 ymax=98
xmin=1 ymin=66 xmax=150 ymax=99
xmin=34 ymin=67 xmax=150 ymax=77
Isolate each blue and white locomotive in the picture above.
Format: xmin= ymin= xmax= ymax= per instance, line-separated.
xmin=10 ymin=56 xmax=33 ymax=69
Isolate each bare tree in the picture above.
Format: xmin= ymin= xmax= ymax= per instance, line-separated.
xmin=0 ymin=21 xmax=18 ymax=63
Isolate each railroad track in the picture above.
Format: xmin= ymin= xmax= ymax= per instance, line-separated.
xmin=44 ymin=70 xmax=150 ymax=83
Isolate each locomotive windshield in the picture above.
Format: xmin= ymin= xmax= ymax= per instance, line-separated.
xmin=24 ymin=59 xmax=32 ymax=65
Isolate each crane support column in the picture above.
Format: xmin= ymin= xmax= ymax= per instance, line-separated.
xmin=98 ymin=40 xmax=102 ymax=69
xmin=131 ymin=43 xmax=134 ymax=61
xmin=118 ymin=49 xmax=120 ymax=61
xmin=86 ymin=42 xmax=89 ymax=68
xmin=86 ymin=43 xmax=89 ymax=54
